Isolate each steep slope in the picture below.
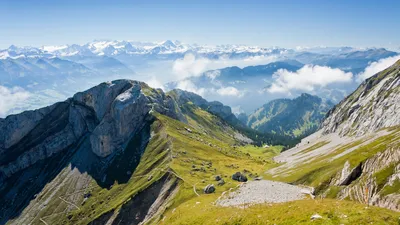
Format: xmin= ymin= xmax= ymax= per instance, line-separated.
xmin=246 ymin=93 xmax=334 ymax=137
xmin=0 ymin=80 xmax=259 ymax=225
xmin=322 ymin=59 xmax=400 ymax=136
xmin=268 ymin=60 xmax=400 ymax=211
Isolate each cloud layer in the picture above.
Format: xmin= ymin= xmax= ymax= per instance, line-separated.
xmin=216 ymin=86 xmax=243 ymax=97
xmin=0 ymin=86 xmax=31 ymax=118
xmin=172 ymin=53 xmax=278 ymax=79
xmin=267 ymin=65 xmax=353 ymax=94
xmin=356 ymin=55 xmax=400 ymax=82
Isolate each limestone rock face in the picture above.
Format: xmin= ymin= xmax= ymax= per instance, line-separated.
xmin=89 ymin=83 xmax=152 ymax=157
xmin=321 ymin=60 xmax=400 ymax=136
xmin=0 ymin=104 xmax=56 ymax=151
xmin=336 ymin=148 xmax=400 ymax=211
xmin=0 ymin=80 xmax=185 ymax=179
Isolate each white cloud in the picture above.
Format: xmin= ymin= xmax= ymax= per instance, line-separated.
xmin=0 ymin=86 xmax=31 ymax=118
xmin=216 ymin=86 xmax=244 ymax=97
xmin=176 ymin=80 xmax=206 ymax=96
xmin=204 ymin=70 xmax=221 ymax=80
xmin=172 ymin=53 xmax=278 ymax=79
xmin=172 ymin=54 xmax=210 ymax=79
xmin=174 ymin=79 xmax=245 ymax=99
xmin=356 ymin=55 xmax=400 ymax=82
xmin=267 ymin=65 xmax=353 ymax=94
xmin=145 ymin=76 xmax=164 ymax=90
xmin=231 ymin=105 xmax=244 ymax=115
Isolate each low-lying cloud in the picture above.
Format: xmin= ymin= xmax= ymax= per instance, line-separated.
xmin=267 ymin=65 xmax=353 ymax=94
xmin=172 ymin=53 xmax=278 ymax=79
xmin=174 ymin=80 xmax=244 ymax=98
xmin=0 ymin=86 xmax=31 ymax=118
xmin=356 ymin=55 xmax=400 ymax=82
xmin=216 ymin=86 xmax=243 ymax=97
xmin=175 ymin=80 xmax=206 ymax=96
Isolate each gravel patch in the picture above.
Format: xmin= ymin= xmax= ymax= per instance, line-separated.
xmin=216 ymin=180 xmax=312 ymax=207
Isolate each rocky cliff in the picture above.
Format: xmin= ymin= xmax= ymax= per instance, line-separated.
xmin=0 ymin=80 xmax=181 ymax=179
xmin=322 ymin=60 xmax=400 ymax=136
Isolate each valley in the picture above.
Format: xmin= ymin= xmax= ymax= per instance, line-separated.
xmin=1 ymin=58 xmax=399 ymax=225
xmin=2 ymin=2 xmax=400 ymax=224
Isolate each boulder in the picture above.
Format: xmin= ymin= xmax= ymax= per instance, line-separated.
xmin=204 ymin=184 xmax=215 ymax=194
xmin=217 ymin=179 xmax=225 ymax=186
xmin=215 ymin=175 xmax=222 ymax=181
xmin=232 ymin=172 xmax=247 ymax=182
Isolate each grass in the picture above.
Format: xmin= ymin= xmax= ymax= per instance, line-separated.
xmin=324 ymin=186 xmax=343 ymax=199
xmin=381 ymin=179 xmax=400 ymax=196
xmin=294 ymin=141 xmax=330 ymax=155
xmin=56 ymin=101 xmax=282 ymax=225
xmin=161 ymin=198 xmax=400 ymax=225
xmin=373 ymin=163 xmax=397 ymax=191
xmin=154 ymin=112 xmax=400 ymax=225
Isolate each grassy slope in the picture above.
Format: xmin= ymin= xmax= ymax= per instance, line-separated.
xmin=155 ymin=106 xmax=400 ymax=224
xmin=247 ymin=95 xmax=332 ymax=138
xmin=162 ymin=198 xmax=400 ymax=225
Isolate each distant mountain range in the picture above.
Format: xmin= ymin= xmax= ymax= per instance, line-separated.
xmin=0 ymin=40 xmax=289 ymax=59
xmin=1 ymin=40 xmax=397 ymax=63
xmin=0 ymin=40 xmax=399 ymax=117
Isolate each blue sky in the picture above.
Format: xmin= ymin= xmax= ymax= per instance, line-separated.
xmin=1 ymin=0 xmax=399 ymax=49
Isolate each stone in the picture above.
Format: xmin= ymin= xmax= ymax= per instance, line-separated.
xmin=204 ymin=184 xmax=215 ymax=194
xmin=311 ymin=214 xmax=322 ymax=220
xmin=254 ymin=176 xmax=263 ymax=181
xmin=217 ymin=179 xmax=225 ymax=186
xmin=232 ymin=172 xmax=248 ymax=182
xmin=215 ymin=175 xmax=222 ymax=181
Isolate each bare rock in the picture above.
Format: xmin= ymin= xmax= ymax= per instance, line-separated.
xmin=204 ymin=184 xmax=215 ymax=194
xmin=232 ymin=172 xmax=248 ymax=182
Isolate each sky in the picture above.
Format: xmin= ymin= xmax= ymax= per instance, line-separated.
xmin=1 ymin=0 xmax=400 ymax=49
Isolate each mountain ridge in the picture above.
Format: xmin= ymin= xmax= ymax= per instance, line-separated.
xmin=244 ymin=93 xmax=334 ymax=137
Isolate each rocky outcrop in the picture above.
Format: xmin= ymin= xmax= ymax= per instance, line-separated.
xmin=330 ymin=148 xmax=400 ymax=211
xmin=322 ymin=60 xmax=400 ymax=136
xmin=0 ymin=80 xmax=185 ymax=180
xmin=331 ymin=161 xmax=363 ymax=186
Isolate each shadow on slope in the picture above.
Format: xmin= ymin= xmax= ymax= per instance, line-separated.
xmin=0 ymin=117 xmax=153 ymax=225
